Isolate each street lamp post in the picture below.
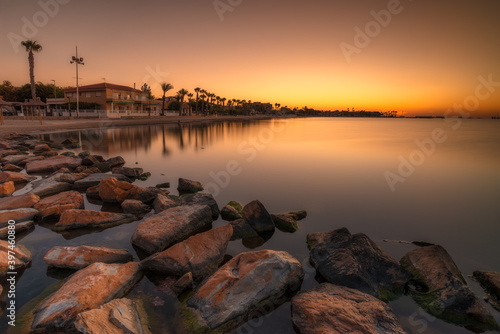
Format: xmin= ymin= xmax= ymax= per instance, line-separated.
xmin=70 ymin=46 xmax=84 ymax=118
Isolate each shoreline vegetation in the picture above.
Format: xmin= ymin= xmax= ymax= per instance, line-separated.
xmin=0 ymin=131 xmax=498 ymax=333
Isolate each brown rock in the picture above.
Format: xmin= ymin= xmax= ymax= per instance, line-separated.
xmin=0 ymin=208 xmax=38 ymax=228
xmin=33 ymin=191 xmax=84 ymax=221
xmin=473 ymin=271 xmax=500 ymax=312
xmin=181 ymin=192 xmax=219 ymax=219
xmin=33 ymin=144 xmax=52 ymax=155
xmin=153 ymin=193 xmax=181 ymax=213
xmin=271 ymin=211 xmax=307 ymax=233
xmin=53 ymin=172 xmax=89 ymax=184
xmin=75 ymin=298 xmax=151 ymax=334
xmin=1 ymin=154 xmax=31 ymax=165
xmin=131 ymin=204 xmax=213 ymax=254
xmin=0 ymin=171 xmax=36 ymax=184
xmin=121 ymin=199 xmax=150 ymax=215
xmin=142 ymin=224 xmax=233 ymax=279
xmin=171 ymin=272 xmax=194 ymax=296
xmin=31 ymin=262 xmax=142 ymax=330
xmin=72 ymin=173 xmax=131 ymax=191
xmin=44 ymin=245 xmax=133 ymax=270
xmin=401 ymin=245 xmax=498 ymax=331
xmin=241 ymin=200 xmax=274 ymax=234
xmin=26 ymin=155 xmax=82 ymax=174
xmin=0 ymin=240 xmax=32 ymax=278
xmin=0 ymin=181 xmax=15 ymax=198
xmin=0 ymin=193 xmax=40 ymax=210
xmin=292 ymin=283 xmax=405 ymax=334
xmin=2 ymin=164 xmax=23 ymax=172
xmin=53 ymin=209 xmax=136 ymax=231
xmin=0 ymin=220 xmax=35 ymax=239
xmin=31 ymin=178 xmax=72 ymax=198
xmin=186 ymin=250 xmax=304 ymax=331
xmin=177 ymin=177 xmax=203 ymax=194
xmin=98 ymin=177 xmax=163 ymax=204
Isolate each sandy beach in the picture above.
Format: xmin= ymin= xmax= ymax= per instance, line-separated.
xmin=0 ymin=115 xmax=274 ymax=136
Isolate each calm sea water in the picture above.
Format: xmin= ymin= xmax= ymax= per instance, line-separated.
xmin=3 ymin=118 xmax=500 ymax=333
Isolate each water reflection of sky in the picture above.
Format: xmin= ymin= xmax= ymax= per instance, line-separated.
xmin=26 ymin=118 xmax=500 ymax=333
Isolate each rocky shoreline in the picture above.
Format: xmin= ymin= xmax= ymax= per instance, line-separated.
xmin=0 ymin=132 xmax=498 ymax=333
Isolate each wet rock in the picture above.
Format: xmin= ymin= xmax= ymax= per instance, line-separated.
xmin=86 ymin=185 xmax=100 ymax=201
xmin=131 ymin=204 xmax=213 ymax=254
xmin=0 ymin=149 xmax=22 ymax=158
xmin=26 ymin=155 xmax=82 ymax=174
xmin=271 ymin=210 xmax=307 ymax=233
xmin=473 ymin=271 xmax=500 ymax=312
xmin=0 ymin=240 xmax=32 ymax=278
xmin=98 ymin=177 xmax=164 ymax=203
xmin=0 ymin=220 xmax=34 ymax=239
xmin=72 ymin=173 xmax=131 ymax=191
xmin=75 ymin=298 xmax=151 ymax=334
xmin=61 ymin=138 xmax=78 ymax=146
xmin=401 ymin=245 xmax=498 ymax=331
xmin=1 ymin=154 xmax=31 ymax=166
xmin=172 ymin=272 xmax=194 ymax=296
xmin=220 ymin=201 xmax=243 ymax=221
xmin=137 ymin=172 xmax=151 ymax=181
xmin=178 ymin=177 xmax=204 ymax=194
xmin=153 ymin=193 xmax=181 ymax=213
xmin=2 ymin=163 xmax=23 ymax=172
xmin=112 ymin=166 xmax=143 ymax=178
xmin=31 ymin=262 xmax=142 ymax=331
xmin=121 ymin=199 xmax=151 ymax=215
xmin=40 ymin=151 xmax=58 ymax=158
xmin=53 ymin=172 xmax=89 ymax=184
xmin=31 ymin=178 xmax=72 ymax=198
xmin=307 ymin=227 xmax=409 ymax=300
xmin=292 ymin=283 xmax=405 ymax=334
xmin=241 ymin=200 xmax=274 ymax=234
xmin=60 ymin=151 xmax=76 ymax=157
xmin=33 ymin=144 xmax=52 ymax=155
xmin=181 ymin=192 xmax=219 ymax=220
xmin=78 ymin=151 xmax=91 ymax=158
xmin=186 ymin=250 xmax=304 ymax=331
xmin=0 ymin=193 xmax=40 ymax=210
xmin=0 ymin=208 xmax=38 ymax=227
xmin=0 ymin=171 xmax=36 ymax=184
xmin=44 ymin=245 xmax=134 ymax=270
xmin=33 ymin=191 xmax=84 ymax=221
xmin=18 ymin=155 xmax=45 ymax=166
xmin=107 ymin=156 xmax=126 ymax=168
xmin=0 ymin=181 xmax=15 ymax=197
xmin=155 ymin=182 xmax=170 ymax=189
xmin=230 ymin=219 xmax=259 ymax=239
xmin=142 ymin=224 xmax=233 ymax=279
xmin=81 ymin=155 xmax=99 ymax=166
xmin=53 ymin=209 xmax=136 ymax=231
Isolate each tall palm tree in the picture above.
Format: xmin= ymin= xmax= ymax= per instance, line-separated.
xmin=160 ymin=82 xmax=174 ymax=116
xmin=194 ymin=87 xmax=201 ymax=114
xmin=177 ymin=88 xmax=189 ymax=116
xmin=21 ymin=40 xmax=42 ymax=100
xmin=200 ymin=93 xmax=207 ymax=116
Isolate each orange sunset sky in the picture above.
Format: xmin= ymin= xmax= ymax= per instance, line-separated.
xmin=1 ymin=0 xmax=500 ymax=116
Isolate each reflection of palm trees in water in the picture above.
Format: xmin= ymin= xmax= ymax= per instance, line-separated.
xmin=162 ymin=125 xmax=170 ymax=156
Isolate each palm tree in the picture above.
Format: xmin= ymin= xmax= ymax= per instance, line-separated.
xmin=160 ymin=82 xmax=174 ymax=116
xmin=177 ymin=88 xmax=189 ymax=116
xmin=21 ymin=40 xmax=42 ymax=101
xmin=200 ymin=93 xmax=207 ymax=116
xmin=187 ymin=93 xmax=194 ymax=116
xmin=194 ymin=87 xmax=201 ymax=115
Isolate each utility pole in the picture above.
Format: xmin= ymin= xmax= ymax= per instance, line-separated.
xmin=70 ymin=46 xmax=84 ymax=118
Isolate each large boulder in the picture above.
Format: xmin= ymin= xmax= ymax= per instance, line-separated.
xmin=131 ymin=205 xmax=213 ymax=254
xmin=241 ymin=200 xmax=274 ymax=234
xmin=0 ymin=208 xmax=38 ymax=228
xmin=0 ymin=240 xmax=32 ymax=278
xmin=0 ymin=193 xmax=40 ymax=210
xmin=98 ymin=177 xmax=163 ymax=203
xmin=473 ymin=271 xmax=500 ymax=312
xmin=177 ymin=177 xmax=204 ymax=194
xmin=142 ymin=224 xmax=233 ymax=279
xmin=33 ymin=190 xmax=84 ymax=221
xmin=181 ymin=192 xmax=219 ymax=219
xmin=186 ymin=250 xmax=304 ymax=331
xmin=26 ymin=155 xmax=81 ymax=174
xmin=153 ymin=193 xmax=181 ymax=213
xmin=44 ymin=245 xmax=133 ymax=270
xmin=72 ymin=173 xmax=131 ymax=191
xmin=401 ymin=245 xmax=498 ymax=331
xmin=292 ymin=283 xmax=405 ymax=334
xmin=0 ymin=171 xmax=36 ymax=184
xmin=30 ymin=178 xmax=73 ymax=198
xmin=0 ymin=181 xmax=15 ymax=197
xmin=74 ymin=298 xmax=151 ymax=334
xmin=31 ymin=262 xmax=142 ymax=331
xmin=307 ymin=227 xmax=409 ymax=300
xmin=53 ymin=209 xmax=136 ymax=231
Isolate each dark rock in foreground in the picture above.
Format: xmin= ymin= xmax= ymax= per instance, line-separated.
xmin=142 ymin=224 xmax=233 ymax=279
xmin=131 ymin=204 xmax=213 ymax=254
xmin=75 ymin=298 xmax=151 ymax=334
xmin=153 ymin=193 xmax=181 ymax=213
xmin=178 ymin=177 xmax=204 ymax=194
xmin=473 ymin=271 xmax=500 ymax=312
xmin=53 ymin=209 xmax=136 ymax=231
xmin=292 ymin=283 xmax=405 ymax=334
xmin=181 ymin=192 xmax=219 ymax=219
xmin=307 ymin=227 xmax=409 ymax=300
xmin=31 ymin=262 xmax=142 ymax=331
xmin=44 ymin=245 xmax=134 ymax=270
xmin=186 ymin=249 xmax=304 ymax=331
xmin=401 ymin=245 xmax=498 ymax=332
xmin=172 ymin=272 xmax=194 ymax=296
xmin=242 ymin=200 xmax=275 ymax=234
